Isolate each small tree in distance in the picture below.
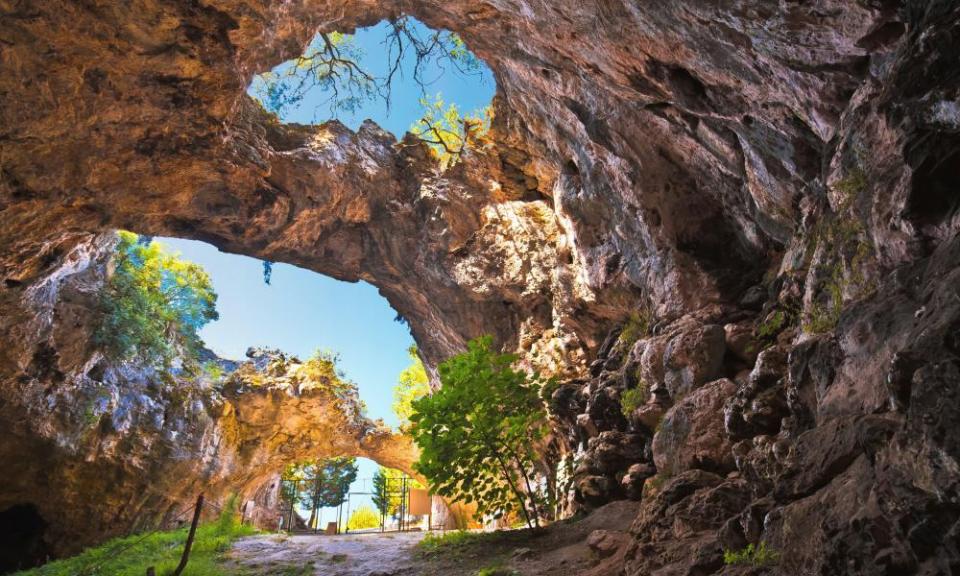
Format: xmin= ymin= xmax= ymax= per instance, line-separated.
xmin=347 ymin=504 xmax=381 ymax=531
xmin=392 ymin=345 xmax=430 ymax=430
xmin=372 ymin=467 xmax=399 ymax=520
xmin=410 ymin=336 xmax=552 ymax=528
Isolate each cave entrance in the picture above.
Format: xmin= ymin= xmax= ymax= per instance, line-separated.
xmin=278 ymin=457 xmax=447 ymax=535
xmin=153 ymin=235 xmax=418 ymax=430
xmin=0 ymin=504 xmax=49 ymax=574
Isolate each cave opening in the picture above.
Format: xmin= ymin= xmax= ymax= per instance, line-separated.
xmin=247 ymin=16 xmax=495 ymax=156
xmin=248 ymin=16 xmax=495 ymax=128
xmin=146 ymin=235 xmax=417 ymax=429
xmin=0 ymin=504 xmax=49 ymax=574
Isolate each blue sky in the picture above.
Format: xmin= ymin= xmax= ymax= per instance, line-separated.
xmin=248 ymin=17 xmax=495 ymax=138
xmin=159 ymin=17 xmax=493 ymax=525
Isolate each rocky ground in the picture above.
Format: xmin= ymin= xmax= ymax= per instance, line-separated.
xmin=226 ymin=501 xmax=640 ymax=576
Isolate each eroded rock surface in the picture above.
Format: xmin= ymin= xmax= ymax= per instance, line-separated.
xmin=2 ymin=0 xmax=960 ymax=573
xmin=0 ymin=234 xmax=415 ymax=559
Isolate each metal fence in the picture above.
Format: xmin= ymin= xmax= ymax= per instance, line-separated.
xmin=279 ymin=475 xmax=441 ymax=534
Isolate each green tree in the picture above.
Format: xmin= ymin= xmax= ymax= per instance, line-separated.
xmin=372 ymin=467 xmax=398 ymax=519
xmin=95 ymin=231 xmax=218 ymax=367
xmin=392 ymin=346 xmax=430 ymax=430
xmin=409 ymin=94 xmax=492 ymax=169
xmin=281 ymin=457 xmax=358 ymax=529
xmin=346 ymin=504 xmax=381 ymax=531
xmin=410 ymin=336 xmax=552 ymax=528
xmin=305 ymin=457 xmax=358 ymax=528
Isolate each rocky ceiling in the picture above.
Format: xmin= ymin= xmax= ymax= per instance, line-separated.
xmin=2 ymin=0 xmax=960 ymax=573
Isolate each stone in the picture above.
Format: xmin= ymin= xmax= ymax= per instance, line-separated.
xmin=653 ymin=378 xmax=737 ymax=476
xmin=621 ymin=463 xmax=656 ymax=501
xmin=724 ymin=322 xmax=758 ymax=365
xmin=662 ymin=324 xmax=727 ymax=400
xmin=575 ymin=475 xmax=617 ymax=509
xmin=586 ymin=530 xmax=630 ymax=558
xmin=631 ymin=403 xmax=666 ymax=434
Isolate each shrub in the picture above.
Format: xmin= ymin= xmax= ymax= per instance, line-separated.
xmin=346 ymin=505 xmax=381 ymax=531
xmin=723 ymin=542 xmax=780 ymax=567
xmin=618 ymin=309 xmax=651 ymax=348
xmin=620 ymin=384 xmax=647 ymax=418
xmin=410 ymin=94 xmax=492 ymax=169
xmin=95 ymin=231 xmax=218 ymax=368
xmin=476 ymin=566 xmax=518 ymax=576
xmin=410 ymin=336 xmax=552 ymax=528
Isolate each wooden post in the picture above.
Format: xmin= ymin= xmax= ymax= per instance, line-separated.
xmin=172 ymin=493 xmax=204 ymax=576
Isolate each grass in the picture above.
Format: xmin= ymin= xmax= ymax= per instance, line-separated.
xmin=618 ymin=308 xmax=652 ymax=348
xmin=476 ymin=565 xmax=519 ymax=576
xmin=620 ymin=384 xmax=647 ymax=418
xmin=723 ymin=542 xmax=780 ymax=567
xmin=416 ymin=530 xmax=508 ymax=558
xmin=15 ymin=503 xmax=257 ymax=576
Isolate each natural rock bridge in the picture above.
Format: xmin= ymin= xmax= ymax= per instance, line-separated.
xmin=2 ymin=1 xmax=959 ymax=574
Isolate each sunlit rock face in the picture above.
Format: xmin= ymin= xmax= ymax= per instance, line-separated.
xmin=2 ymin=0 xmax=960 ymax=573
xmin=0 ymin=235 xmax=415 ymax=557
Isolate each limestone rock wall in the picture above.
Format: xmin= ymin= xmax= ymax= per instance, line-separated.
xmin=0 ymin=234 xmax=415 ymax=559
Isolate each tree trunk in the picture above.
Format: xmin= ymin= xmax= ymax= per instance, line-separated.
xmin=172 ymin=493 xmax=203 ymax=576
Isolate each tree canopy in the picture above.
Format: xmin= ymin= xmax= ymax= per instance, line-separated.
xmin=409 ymin=95 xmax=492 ymax=169
xmin=392 ymin=345 xmax=430 ymax=430
xmin=253 ymin=17 xmax=483 ymax=118
xmin=281 ymin=457 xmax=359 ymax=528
xmin=409 ymin=336 xmax=552 ymax=528
xmin=346 ymin=505 xmax=381 ymax=531
xmin=95 ymin=231 xmax=218 ymax=367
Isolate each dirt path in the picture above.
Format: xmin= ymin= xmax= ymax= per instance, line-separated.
xmin=225 ymin=501 xmax=640 ymax=576
xmin=226 ymin=531 xmax=426 ymax=576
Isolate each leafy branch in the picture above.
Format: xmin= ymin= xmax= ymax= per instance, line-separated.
xmin=254 ymin=16 xmax=484 ymax=120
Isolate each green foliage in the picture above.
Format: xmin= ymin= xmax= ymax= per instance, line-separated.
xmin=755 ymin=307 xmax=795 ymax=347
xmin=476 ymin=566 xmax=518 ymax=576
xmin=723 ymin=542 xmax=780 ymax=567
xmin=410 ymin=94 xmax=493 ymax=169
xmin=410 ymin=336 xmax=551 ymax=528
xmin=620 ymin=384 xmax=648 ymax=418
xmin=281 ymin=457 xmax=359 ymax=512
xmin=393 ymin=345 xmax=430 ymax=430
xmin=15 ymin=503 xmax=256 ymax=576
xmin=371 ymin=467 xmax=401 ymax=519
xmin=799 ymin=163 xmax=874 ymax=335
xmin=252 ymin=17 xmax=486 ymax=119
xmin=257 ymin=31 xmax=373 ymax=116
xmin=203 ymin=361 xmax=226 ymax=382
xmin=297 ymin=350 xmax=355 ymax=397
xmin=346 ymin=505 xmax=381 ymax=531
xmin=416 ymin=530 xmax=500 ymax=556
xmin=833 ymin=167 xmax=867 ymax=204
xmin=95 ymin=231 xmax=218 ymax=368
xmin=618 ymin=308 xmax=652 ymax=348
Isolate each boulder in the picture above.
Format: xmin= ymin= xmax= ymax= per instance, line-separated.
xmin=653 ymin=378 xmax=738 ymax=476
xmin=662 ymin=324 xmax=727 ymax=400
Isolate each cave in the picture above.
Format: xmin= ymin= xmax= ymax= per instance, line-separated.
xmin=2 ymin=1 xmax=960 ymax=575
xmin=0 ymin=505 xmax=49 ymax=574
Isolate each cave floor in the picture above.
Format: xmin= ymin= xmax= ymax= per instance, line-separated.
xmin=224 ymin=501 xmax=639 ymax=575
xmin=225 ymin=531 xmax=426 ymax=575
